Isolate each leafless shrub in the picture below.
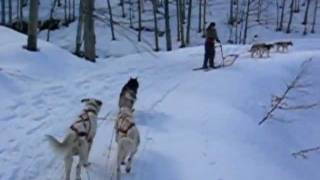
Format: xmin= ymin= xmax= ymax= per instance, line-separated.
xmin=258 ymin=58 xmax=318 ymax=125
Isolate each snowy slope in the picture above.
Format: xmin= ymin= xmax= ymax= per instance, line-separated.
xmin=1 ymin=27 xmax=320 ymax=180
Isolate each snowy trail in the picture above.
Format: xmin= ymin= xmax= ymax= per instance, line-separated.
xmin=1 ymin=27 xmax=320 ymax=180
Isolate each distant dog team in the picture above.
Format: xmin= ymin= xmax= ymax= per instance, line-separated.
xmin=46 ymin=77 xmax=140 ymax=180
xmin=249 ymin=41 xmax=293 ymax=58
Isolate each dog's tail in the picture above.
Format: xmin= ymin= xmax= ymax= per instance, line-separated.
xmin=46 ymin=134 xmax=74 ymax=155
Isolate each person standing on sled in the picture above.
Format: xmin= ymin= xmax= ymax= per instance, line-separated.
xmin=203 ymin=22 xmax=221 ymax=69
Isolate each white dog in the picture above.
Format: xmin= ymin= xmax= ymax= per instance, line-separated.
xmin=46 ymin=98 xmax=103 ymax=180
xmin=115 ymin=107 xmax=140 ymax=180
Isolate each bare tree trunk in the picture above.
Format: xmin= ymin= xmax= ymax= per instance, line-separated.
xmin=243 ymin=0 xmax=250 ymax=44
xmin=68 ymin=0 xmax=71 ymax=21
xmin=286 ymin=0 xmax=294 ymax=33
xmin=64 ymin=0 xmax=67 ymax=24
xmin=198 ymin=0 xmax=202 ymax=32
xmin=201 ymin=0 xmax=207 ymax=37
xmin=137 ymin=0 xmax=142 ymax=42
xmin=179 ymin=0 xmax=185 ymax=47
xmin=27 ymin=0 xmax=38 ymax=51
xmin=47 ymin=0 xmax=59 ymax=41
xmin=152 ymin=0 xmax=159 ymax=51
xmin=228 ymin=0 xmax=234 ymax=24
xmin=278 ymin=0 xmax=286 ymax=31
xmin=176 ymin=0 xmax=180 ymax=41
xmin=311 ymin=0 xmax=318 ymax=33
xmin=1 ymin=0 xmax=5 ymax=25
xmin=276 ymin=0 xmax=280 ymax=29
xmin=107 ymin=0 xmax=115 ymax=40
xmin=120 ymin=0 xmax=125 ymax=17
xmin=235 ymin=0 xmax=239 ymax=44
xmin=72 ymin=0 xmax=75 ymax=20
xmin=257 ymin=0 xmax=262 ymax=22
xmin=19 ymin=0 xmax=24 ymax=28
xmin=302 ymin=0 xmax=311 ymax=35
xmin=164 ymin=0 xmax=172 ymax=51
xmin=186 ymin=0 xmax=192 ymax=44
xmin=8 ymin=0 xmax=12 ymax=25
xmin=75 ymin=0 xmax=83 ymax=55
xmin=83 ymin=0 xmax=96 ymax=61
xmin=129 ymin=0 xmax=133 ymax=27
xmin=302 ymin=0 xmax=311 ymax=23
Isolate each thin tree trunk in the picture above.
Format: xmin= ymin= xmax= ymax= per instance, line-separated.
xmin=257 ymin=0 xmax=261 ymax=22
xmin=276 ymin=0 xmax=280 ymax=29
xmin=137 ymin=0 xmax=142 ymax=41
xmin=198 ymin=0 xmax=202 ymax=32
xmin=164 ymin=0 xmax=172 ymax=51
xmin=1 ymin=0 xmax=5 ymax=25
xmin=243 ymin=0 xmax=250 ymax=44
xmin=228 ymin=0 xmax=234 ymax=24
xmin=176 ymin=0 xmax=180 ymax=41
xmin=286 ymin=0 xmax=294 ymax=33
xmin=235 ymin=0 xmax=239 ymax=44
xmin=68 ymin=0 xmax=71 ymax=21
xmin=47 ymin=0 xmax=58 ymax=41
xmin=19 ymin=0 xmax=24 ymax=28
xmin=278 ymin=0 xmax=286 ymax=31
xmin=302 ymin=0 xmax=311 ymax=24
xmin=75 ymin=0 xmax=83 ymax=55
xmin=129 ymin=0 xmax=133 ymax=27
xmin=120 ymin=0 xmax=125 ymax=17
xmin=179 ymin=0 xmax=185 ymax=47
xmin=107 ymin=0 xmax=115 ymax=40
xmin=27 ymin=0 xmax=38 ymax=51
xmin=302 ymin=0 xmax=311 ymax=35
xmin=72 ymin=0 xmax=75 ymax=20
xmin=202 ymin=0 xmax=207 ymax=37
xmin=186 ymin=0 xmax=192 ymax=44
xmin=311 ymin=0 xmax=318 ymax=33
xmin=152 ymin=0 xmax=159 ymax=51
xmin=64 ymin=0 xmax=67 ymax=23
xmin=83 ymin=0 xmax=96 ymax=61
xmin=8 ymin=0 xmax=12 ymax=25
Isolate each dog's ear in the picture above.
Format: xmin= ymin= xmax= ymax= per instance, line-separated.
xmin=81 ymin=98 xmax=90 ymax=103
xmin=95 ymin=100 xmax=103 ymax=106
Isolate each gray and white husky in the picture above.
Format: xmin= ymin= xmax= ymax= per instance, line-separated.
xmin=114 ymin=107 xmax=140 ymax=180
xmin=119 ymin=77 xmax=139 ymax=110
xmin=46 ymin=98 xmax=103 ymax=180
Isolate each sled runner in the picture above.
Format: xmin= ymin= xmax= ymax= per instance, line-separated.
xmin=193 ymin=45 xmax=239 ymax=71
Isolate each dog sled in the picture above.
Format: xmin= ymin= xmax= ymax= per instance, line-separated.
xmin=193 ymin=44 xmax=239 ymax=71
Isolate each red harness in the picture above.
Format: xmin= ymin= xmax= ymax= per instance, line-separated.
xmin=70 ymin=109 xmax=96 ymax=143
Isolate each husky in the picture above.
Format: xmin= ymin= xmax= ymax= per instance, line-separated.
xmin=249 ymin=43 xmax=274 ymax=58
xmin=274 ymin=41 xmax=293 ymax=52
xmin=115 ymin=107 xmax=140 ymax=180
xmin=119 ymin=77 xmax=139 ymax=110
xmin=46 ymin=98 xmax=103 ymax=180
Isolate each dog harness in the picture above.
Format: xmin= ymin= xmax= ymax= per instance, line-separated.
xmin=70 ymin=108 xmax=97 ymax=142
xmin=116 ymin=113 xmax=135 ymax=136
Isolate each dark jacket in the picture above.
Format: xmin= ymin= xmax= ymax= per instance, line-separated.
xmin=206 ymin=27 xmax=220 ymax=44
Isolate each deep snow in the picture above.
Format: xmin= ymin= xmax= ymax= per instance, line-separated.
xmin=0 ymin=26 xmax=320 ymax=180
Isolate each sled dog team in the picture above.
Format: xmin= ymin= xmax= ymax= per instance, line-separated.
xmin=46 ymin=77 xmax=140 ymax=180
xmin=249 ymin=41 xmax=293 ymax=58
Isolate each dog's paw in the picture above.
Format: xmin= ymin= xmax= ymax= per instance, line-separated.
xmin=121 ymin=161 xmax=125 ymax=165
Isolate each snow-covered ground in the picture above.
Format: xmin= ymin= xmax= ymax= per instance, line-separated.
xmin=1 ymin=26 xmax=320 ymax=180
